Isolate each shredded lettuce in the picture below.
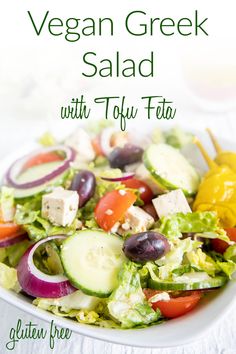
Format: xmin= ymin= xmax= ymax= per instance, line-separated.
xmin=156 ymin=238 xmax=201 ymax=280
xmin=5 ymin=240 xmax=32 ymax=267
xmin=205 ymin=242 xmax=236 ymax=278
xmin=186 ymin=248 xmax=219 ymax=276
xmin=86 ymin=119 xmax=113 ymax=135
xmin=15 ymin=205 xmax=40 ymax=225
xmin=165 ymin=127 xmax=194 ymax=149
xmin=151 ymin=127 xmax=165 ymax=145
xmin=38 ymin=132 xmax=57 ymax=147
xmin=0 ymin=249 xmax=6 ymax=263
xmin=34 ymin=290 xmax=101 ymax=312
xmin=14 ymin=195 xmax=78 ymax=241
xmin=24 ymin=217 xmax=78 ymax=242
xmin=152 ymin=126 xmax=193 ymax=149
xmin=185 ymin=248 xmax=236 ymax=279
xmin=172 ymin=264 xmax=200 ymax=276
xmin=107 ymin=262 xmax=160 ymax=328
xmin=0 ymin=262 xmax=20 ymax=292
xmin=158 ymin=211 xmax=229 ymax=242
xmin=34 ymin=291 xmax=118 ymax=328
xmin=0 ymin=187 xmax=15 ymax=222
xmin=216 ymin=261 xmax=236 ymax=279
xmin=224 ymin=245 xmax=236 ymax=263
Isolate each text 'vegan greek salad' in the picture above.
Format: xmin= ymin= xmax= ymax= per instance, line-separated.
xmin=0 ymin=123 xmax=236 ymax=329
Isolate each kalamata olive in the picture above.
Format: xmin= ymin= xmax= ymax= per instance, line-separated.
xmin=123 ymin=231 xmax=170 ymax=262
xmin=69 ymin=170 xmax=96 ymax=207
xmin=142 ymin=203 xmax=158 ymax=221
xmin=108 ymin=144 xmax=144 ymax=169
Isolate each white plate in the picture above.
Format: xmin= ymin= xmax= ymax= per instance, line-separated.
xmin=0 ymin=130 xmax=236 ymax=348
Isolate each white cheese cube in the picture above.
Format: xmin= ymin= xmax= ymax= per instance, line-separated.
xmin=135 ymin=164 xmax=164 ymax=194
xmin=42 ymin=187 xmax=79 ymax=227
xmin=123 ymin=206 xmax=154 ymax=233
xmin=65 ymin=128 xmax=95 ymax=162
xmin=152 ymin=189 xmax=191 ymax=219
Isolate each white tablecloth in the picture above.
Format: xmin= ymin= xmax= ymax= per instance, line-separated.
xmin=0 ymin=114 xmax=236 ymax=354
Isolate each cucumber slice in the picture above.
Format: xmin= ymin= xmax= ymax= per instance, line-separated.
xmin=148 ymin=273 xmax=227 ymax=291
xmin=61 ymin=230 xmax=126 ymax=298
xmin=143 ymin=144 xmax=200 ymax=196
xmin=12 ymin=162 xmax=66 ymax=198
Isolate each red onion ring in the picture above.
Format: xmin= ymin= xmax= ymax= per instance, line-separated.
xmin=101 ymin=172 xmax=135 ymax=182
xmin=6 ymin=146 xmax=76 ymax=190
xmin=17 ymin=235 xmax=76 ymax=298
xmin=0 ymin=232 xmax=28 ymax=248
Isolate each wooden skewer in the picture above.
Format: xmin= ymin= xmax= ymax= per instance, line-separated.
xmin=206 ymin=128 xmax=223 ymax=154
xmin=193 ymin=137 xmax=217 ymax=169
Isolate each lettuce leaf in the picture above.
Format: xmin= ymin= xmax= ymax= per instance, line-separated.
xmin=107 ymin=262 xmax=160 ymax=328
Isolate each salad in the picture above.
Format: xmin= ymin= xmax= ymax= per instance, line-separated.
xmin=0 ymin=124 xmax=236 ymax=329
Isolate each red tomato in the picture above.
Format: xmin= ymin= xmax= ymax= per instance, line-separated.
xmin=95 ymin=190 xmax=137 ymax=231
xmin=144 ymin=289 xmax=202 ymax=318
xmin=123 ymin=179 xmax=154 ymax=204
xmin=0 ymin=223 xmax=23 ymax=240
xmin=23 ymin=152 xmax=63 ymax=170
xmin=92 ymin=136 xmax=104 ymax=156
xmin=211 ymin=228 xmax=236 ymax=254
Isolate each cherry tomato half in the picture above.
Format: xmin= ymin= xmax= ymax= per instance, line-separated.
xmin=123 ymin=179 xmax=154 ymax=204
xmin=144 ymin=289 xmax=202 ymax=318
xmin=95 ymin=190 xmax=137 ymax=231
xmin=211 ymin=228 xmax=236 ymax=254
xmin=23 ymin=152 xmax=63 ymax=171
xmin=0 ymin=223 xmax=23 ymax=240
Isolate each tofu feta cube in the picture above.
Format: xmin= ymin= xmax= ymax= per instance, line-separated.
xmin=42 ymin=187 xmax=79 ymax=227
xmin=122 ymin=206 xmax=154 ymax=233
xmin=152 ymin=189 xmax=191 ymax=219
xmin=65 ymin=128 xmax=95 ymax=162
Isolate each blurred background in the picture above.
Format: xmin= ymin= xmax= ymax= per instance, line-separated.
xmin=0 ymin=0 xmax=236 ymax=150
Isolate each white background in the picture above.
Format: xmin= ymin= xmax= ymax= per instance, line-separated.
xmin=0 ymin=0 xmax=236 ymax=353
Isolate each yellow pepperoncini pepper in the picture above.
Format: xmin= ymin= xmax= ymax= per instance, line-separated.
xmin=207 ymin=128 xmax=236 ymax=172
xmin=193 ymin=136 xmax=236 ymax=228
